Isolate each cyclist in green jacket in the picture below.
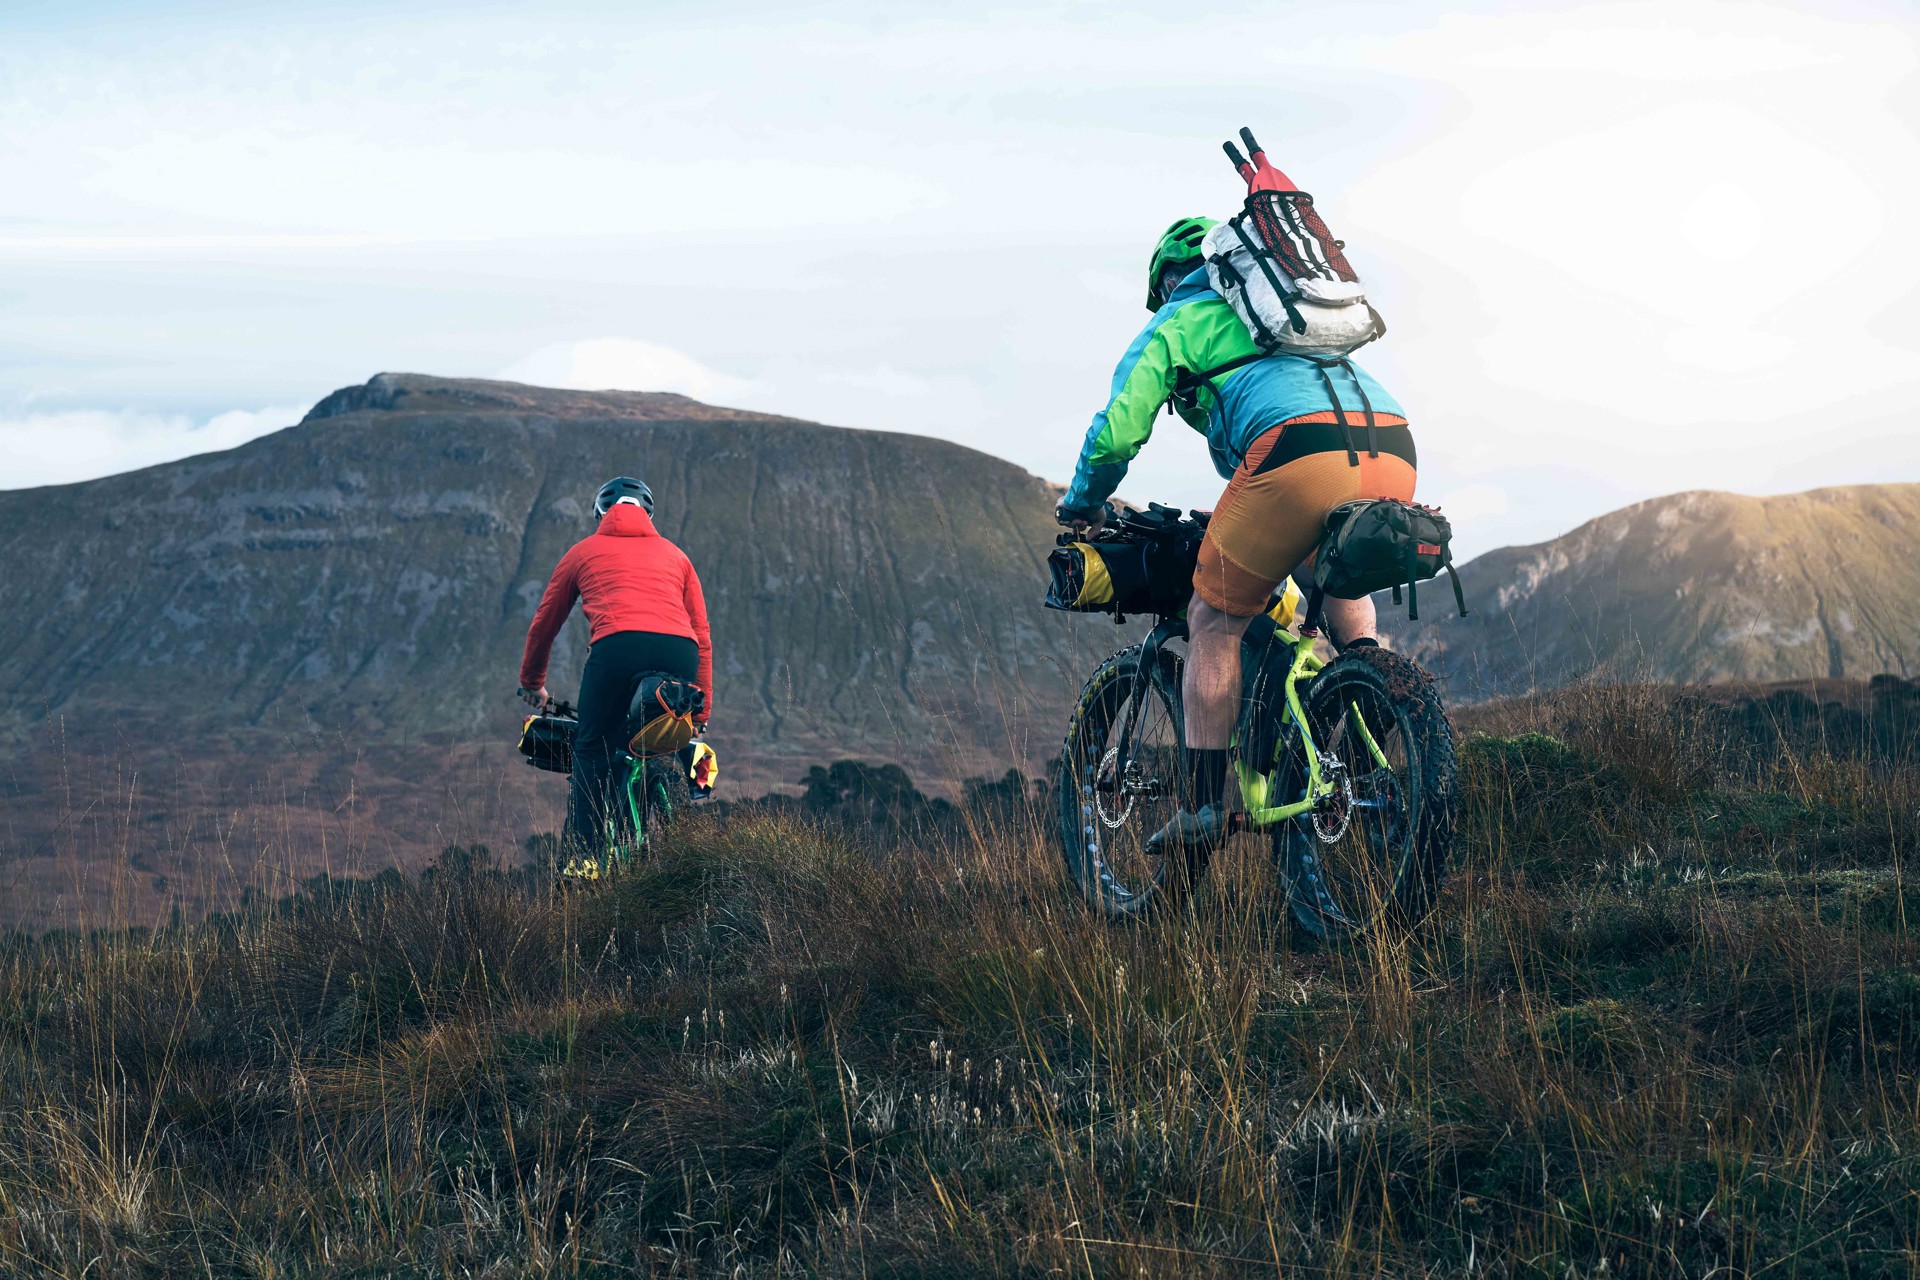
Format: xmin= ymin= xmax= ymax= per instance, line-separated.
xmin=1056 ymin=218 xmax=1420 ymax=851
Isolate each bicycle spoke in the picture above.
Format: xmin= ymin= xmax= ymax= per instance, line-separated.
xmin=1061 ymin=644 xmax=1189 ymax=916
xmin=1289 ymin=671 xmax=1423 ymax=932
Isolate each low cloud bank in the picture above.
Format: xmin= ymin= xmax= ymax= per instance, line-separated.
xmin=0 ymin=405 xmax=305 ymax=489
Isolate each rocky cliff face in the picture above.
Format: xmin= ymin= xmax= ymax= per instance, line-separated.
xmin=0 ymin=374 xmax=1108 ymax=790
xmin=1391 ymin=484 xmax=1920 ymax=701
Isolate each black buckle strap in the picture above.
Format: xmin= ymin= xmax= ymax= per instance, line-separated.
xmin=1304 ymin=359 xmax=1360 ymax=466
xmin=1170 ymin=349 xmax=1268 ymax=417
xmin=1443 ymin=548 xmax=1469 ymax=617
xmin=1302 ymin=585 xmax=1326 ymax=635
xmin=1345 ymin=359 xmax=1381 ymax=459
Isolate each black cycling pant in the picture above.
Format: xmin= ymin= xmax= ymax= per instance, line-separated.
xmin=567 ymin=630 xmax=701 ymax=856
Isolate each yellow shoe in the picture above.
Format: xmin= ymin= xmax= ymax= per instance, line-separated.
xmin=560 ymin=856 xmax=602 ymax=881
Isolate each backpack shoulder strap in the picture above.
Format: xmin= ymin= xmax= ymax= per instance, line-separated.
xmin=1168 ymin=351 xmax=1267 ymax=416
xmin=1183 ymin=351 xmax=1267 ymax=385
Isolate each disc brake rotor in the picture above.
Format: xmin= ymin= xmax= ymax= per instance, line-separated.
xmin=1311 ymin=753 xmax=1355 ymax=844
xmin=1094 ymin=746 xmax=1134 ymax=829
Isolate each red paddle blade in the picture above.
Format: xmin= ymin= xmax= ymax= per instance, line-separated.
xmin=1235 ymin=125 xmax=1299 ymax=194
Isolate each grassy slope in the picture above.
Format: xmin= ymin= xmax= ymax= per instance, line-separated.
xmin=2 ymin=685 xmax=1918 ymax=1277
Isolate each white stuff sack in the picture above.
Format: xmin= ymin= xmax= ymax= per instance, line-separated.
xmin=1202 ymin=221 xmax=1380 ymax=358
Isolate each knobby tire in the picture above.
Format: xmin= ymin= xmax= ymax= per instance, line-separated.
xmin=1057 ymin=645 xmax=1205 ymax=919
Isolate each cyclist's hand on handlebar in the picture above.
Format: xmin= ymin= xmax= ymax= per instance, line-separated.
xmin=1054 ymin=500 xmax=1108 ymax=536
xmin=518 ymin=685 xmax=549 ymax=709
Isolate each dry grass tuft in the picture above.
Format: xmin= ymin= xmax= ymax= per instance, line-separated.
xmin=3 ymin=683 xmax=1918 ymax=1276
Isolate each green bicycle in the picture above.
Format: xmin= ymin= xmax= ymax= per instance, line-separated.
xmin=1052 ymin=505 xmax=1457 ymax=938
xmin=518 ymin=698 xmax=697 ymax=880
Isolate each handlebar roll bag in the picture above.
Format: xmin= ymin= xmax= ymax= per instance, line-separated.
xmin=1045 ymin=537 xmax=1201 ymax=616
xmin=518 ymin=712 xmax=578 ymax=774
xmin=1046 ymin=541 xmax=1123 ymax=611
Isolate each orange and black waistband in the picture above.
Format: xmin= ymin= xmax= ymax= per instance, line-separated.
xmin=1251 ymin=412 xmax=1416 ymax=475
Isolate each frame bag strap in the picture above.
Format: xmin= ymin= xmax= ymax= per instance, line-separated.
xmin=1403 ymin=542 xmax=1420 ymax=621
xmin=1444 ymin=546 xmax=1469 ymax=617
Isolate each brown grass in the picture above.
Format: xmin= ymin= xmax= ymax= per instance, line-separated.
xmin=2 ymin=683 xmax=1918 ymax=1277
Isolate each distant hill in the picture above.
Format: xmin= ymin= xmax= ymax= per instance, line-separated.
xmin=0 ymin=373 xmax=1107 ymax=785
xmin=1392 ymin=484 xmax=1920 ymax=701
xmin=0 ymin=374 xmax=1123 ymax=923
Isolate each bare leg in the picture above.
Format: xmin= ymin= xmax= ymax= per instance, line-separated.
xmin=1183 ymin=596 xmax=1257 ymax=748
xmin=1323 ymin=594 xmax=1379 ymax=647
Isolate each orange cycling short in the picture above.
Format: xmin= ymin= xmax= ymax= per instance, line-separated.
xmin=1193 ymin=411 xmax=1417 ymax=616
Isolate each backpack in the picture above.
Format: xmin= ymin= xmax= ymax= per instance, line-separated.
xmin=626 ymin=673 xmax=707 ymax=757
xmin=1204 ymin=127 xmax=1384 ymax=358
xmin=1309 ymin=499 xmax=1468 ymax=625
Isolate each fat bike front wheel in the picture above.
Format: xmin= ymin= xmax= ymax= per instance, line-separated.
xmin=1057 ymin=645 xmax=1202 ymax=919
xmin=1273 ymin=647 xmax=1456 ymax=940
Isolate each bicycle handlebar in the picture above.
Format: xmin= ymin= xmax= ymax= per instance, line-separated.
xmin=1055 ymin=502 xmax=1210 ymax=548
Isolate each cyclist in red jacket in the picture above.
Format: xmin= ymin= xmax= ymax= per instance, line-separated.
xmin=518 ymin=477 xmax=713 ymax=857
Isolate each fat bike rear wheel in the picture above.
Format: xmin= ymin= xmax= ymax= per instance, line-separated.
xmin=1057 ymin=646 xmax=1202 ymax=919
xmin=1273 ymin=647 xmax=1456 ymax=940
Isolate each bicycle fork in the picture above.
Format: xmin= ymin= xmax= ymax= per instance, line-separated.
xmin=1104 ymin=618 xmax=1189 ymax=803
xmin=1231 ymin=639 xmax=1391 ymax=830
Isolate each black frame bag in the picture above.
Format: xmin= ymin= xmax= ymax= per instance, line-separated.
xmin=1310 ymin=499 xmax=1468 ymax=624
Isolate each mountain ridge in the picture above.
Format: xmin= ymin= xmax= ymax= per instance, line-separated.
xmin=1393 ymin=481 xmax=1920 ymax=700
xmin=3 ymin=374 xmax=1915 ymax=925
xmin=0 ymin=374 xmax=1108 ymax=790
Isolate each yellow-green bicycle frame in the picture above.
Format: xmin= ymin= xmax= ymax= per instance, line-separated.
xmin=1232 ymin=627 xmax=1392 ymax=828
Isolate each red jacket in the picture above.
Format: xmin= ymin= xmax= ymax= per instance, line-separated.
xmin=519 ymin=505 xmax=713 ymax=716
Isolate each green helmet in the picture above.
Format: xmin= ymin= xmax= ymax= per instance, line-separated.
xmin=1146 ymin=216 xmax=1218 ymax=310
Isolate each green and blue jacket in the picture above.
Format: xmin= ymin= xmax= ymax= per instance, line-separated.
xmin=1061 ymin=267 xmax=1407 ymax=516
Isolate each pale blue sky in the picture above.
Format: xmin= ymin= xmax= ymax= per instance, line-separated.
xmin=2 ymin=0 xmax=1915 ymax=556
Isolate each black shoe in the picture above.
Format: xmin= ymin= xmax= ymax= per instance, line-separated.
xmin=1147 ymin=804 xmax=1229 ymax=856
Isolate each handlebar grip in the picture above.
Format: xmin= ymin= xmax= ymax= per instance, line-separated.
xmin=1239 ymin=126 xmax=1263 ymax=156
xmin=1223 ymin=140 xmax=1247 ymax=169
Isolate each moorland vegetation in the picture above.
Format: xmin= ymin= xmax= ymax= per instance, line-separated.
xmin=2 ymin=679 xmax=1918 ymax=1276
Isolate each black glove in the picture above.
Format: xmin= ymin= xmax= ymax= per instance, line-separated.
xmin=1054 ymin=500 xmax=1109 ymax=532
